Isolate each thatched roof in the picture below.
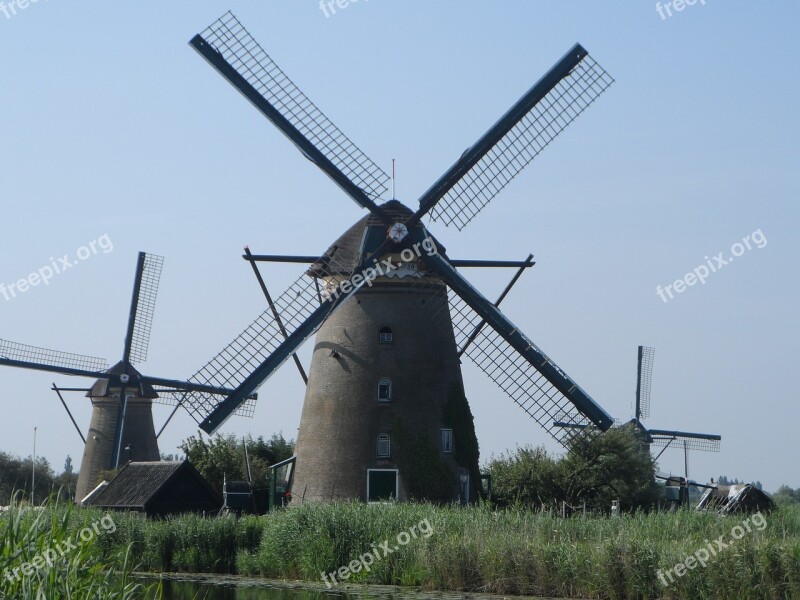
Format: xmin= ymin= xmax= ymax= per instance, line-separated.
xmin=697 ymin=484 xmax=774 ymax=514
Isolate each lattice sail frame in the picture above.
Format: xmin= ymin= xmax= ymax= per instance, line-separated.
xmin=198 ymin=11 xmax=390 ymax=203
xmin=0 ymin=339 xmax=108 ymax=373
xmin=429 ymin=54 xmax=614 ymax=230
xmin=650 ymin=433 xmax=721 ymax=453
xmin=128 ymin=253 xmax=164 ymax=365
xmin=445 ymin=293 xmax=599 ymax=447
xmin=163 ymin=250 xmax=366 ymax=423
xmin=637 ymin=345 xmax=654 ymax=420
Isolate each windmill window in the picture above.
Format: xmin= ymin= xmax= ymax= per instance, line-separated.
xmin=441 ymin=429 xmax=453 ymax=453
xmin=379 ymin=327 xmax=393 ymax=344
xmin=376 ymin=434 xmax=391 ymax=458
xmin=378 ymin=378 xmax=392 ymax=402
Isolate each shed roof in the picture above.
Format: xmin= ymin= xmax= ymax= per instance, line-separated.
xmin=86 ymin=461 xmax=216 ymax=510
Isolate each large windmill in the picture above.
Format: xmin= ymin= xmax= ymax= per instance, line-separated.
xmin=173 ymin=12 xmax=617 ymax=503
xmin=0 ymin=252 xmax=254 ymax=501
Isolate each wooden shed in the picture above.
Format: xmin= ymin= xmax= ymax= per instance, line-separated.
xmin=84 ymin=460 xmax=221 ymax=517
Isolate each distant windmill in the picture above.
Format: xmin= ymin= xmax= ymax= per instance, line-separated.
xmin=0 ymin=252 xmax=254 ymax=502
xmin=169 ymin=12 xmax=617 ymax=503
xmin=556 ymin=346 xmax=721 ymax=475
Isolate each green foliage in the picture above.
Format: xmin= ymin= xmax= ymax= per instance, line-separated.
xmin=391 ymin=420 xmax=453 ymax=502
xmin=442 ymin=384 xmax=480 ymax=484
xmin=486 ymin=445 xmax=563 ymax=508
xmin=718 ymin=474 xmax=764 ymax=490
xmin=774 ymin=485 xmax=800 ymax=505
xmin=231 ymin=502 xmax=800 ymax=599
xmin=179 ymin=433 xmax=294 ymax=494
xmin=487 ymin=426 xmax=661 ymax=511
xmin=56 ymin=501 xmax=800 ymax=599
xmin=0 ymin=451 xmax=55 ymax=505
xmin=0 ymin=494 xmax=159 ymax=599
xmin=561 ymin=425 xmax=662 ymax=511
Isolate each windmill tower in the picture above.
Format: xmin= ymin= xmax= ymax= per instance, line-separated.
xmin=171 ymin=12 xmax=617 ymax=503
xmin=0 ymin=252 xmax=254 ymax=502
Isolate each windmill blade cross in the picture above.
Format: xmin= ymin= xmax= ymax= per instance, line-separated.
xmin=122 ymin=252 xmax=164 ymax=365
xmin=182 ymin=241 xmax=392 ymax=431
xmin=414 ymin=235 xmax=613 ymax=437
xmin=407 ymin=44 xmax=614 ymax=231
xmin=190 ymin=12 xmax=392 ymax=222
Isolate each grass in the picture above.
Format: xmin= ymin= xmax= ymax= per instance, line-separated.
xmin=0 ymin=493 xmax=160 ymax=600
xmin=233 ymin=502 xmax=800 ymax=599
xmin=4 ymin=499 xmax=799 ymax=599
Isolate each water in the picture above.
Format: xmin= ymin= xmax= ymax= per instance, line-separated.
xmin=143 ymin=574 xmax=536 ymax=600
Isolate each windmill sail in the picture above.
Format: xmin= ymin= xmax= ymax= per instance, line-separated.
xmin=191 ymin=12 xmax=390 ymax=208
xmin=123 ymin=253 xmax=164 ymax=365
xmin=416 ymin=46 xmax=614 ymax=231
xmin=0 ymin=338 xmax=108 ymax=376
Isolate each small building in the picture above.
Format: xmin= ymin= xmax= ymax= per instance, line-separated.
xmin=84 ymin=461 xmax=221 ymax=517
xmin=697 ymin=484 xmax=774 ymax=514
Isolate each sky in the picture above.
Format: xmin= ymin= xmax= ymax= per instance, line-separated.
xmin=1 ymin=1 xmax=798 ymax=493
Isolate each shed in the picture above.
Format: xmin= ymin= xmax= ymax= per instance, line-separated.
xmin=84 ymin=461 xmax=221 ymax=517
xmin=697 ymin=484 xmax=774 ymax=514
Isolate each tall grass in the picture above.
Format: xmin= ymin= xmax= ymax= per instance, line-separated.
xmin=6 ymin=498 xmax=799 ymax=599
xmin=98 ymin=513 xmax=264 ymax=574
xmin=0 ymin=493 xmax=159 ymax=600
xmin=235 ymin=502 xmax=800 ymax=599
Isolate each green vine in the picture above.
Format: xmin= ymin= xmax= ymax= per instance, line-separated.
xmin=390 ymin=420 xmax=454 ymax=503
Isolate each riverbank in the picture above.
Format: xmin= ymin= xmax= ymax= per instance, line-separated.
xmin=99 ymin=502 xmax=800 ymax=599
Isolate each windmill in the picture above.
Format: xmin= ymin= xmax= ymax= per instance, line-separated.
xmin=0 ymin=252 xmax=255 ymax=502
xmin=556 ymin=346 xmax=721 ymax=492
xmin=173 ymin=12 xmax=617 ymax=502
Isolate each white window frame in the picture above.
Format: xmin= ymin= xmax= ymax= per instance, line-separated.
xmin=378 ymin=377 xmax=392 ymax=402
xmin=376 ymin=433 xmax=391 ymax=458
xmin=366 ymin=468 xmax=399 ymax=503
xmin=378 ymin=327 xmax=393 ymax=344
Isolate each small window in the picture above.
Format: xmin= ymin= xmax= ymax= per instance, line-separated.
xmin=378 ymin=378 xmax=392 ymax=402
xmin=379 ymin=326 xmax=393 ymax=344
xmin=376 ymin=434 xmax=391 ymax=458
xmin=441 ymin=429 xmax=453 ymax=453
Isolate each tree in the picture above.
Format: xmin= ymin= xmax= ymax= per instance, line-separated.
xmin=717 ymin=475 xmax=763 ymax=490
xmin=773 ymin=485 xmax=800 ymax=505
xmin=0 ymin=451 xmax=55 ymax=505
xmin=561 ymin=426 xmax=662 ymax=512
xmin=179 ymin=433 xmax=295 ymax=494
xmin=487 ymin=426 xmax=661 ymax=512
xmin=54 ymin=455 xmax=79 ymax=502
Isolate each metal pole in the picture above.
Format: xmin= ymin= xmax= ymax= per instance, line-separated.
xmin=243 ymin=247 xmax=308 ymax=384
xmin=53 ymin=384 xmax=86 ymax=444
xmin=114 ymin=388 xmax=129 ymax=469
xmin=458 ymin=254 xmax=534 ymax=357
xmin=32 ymin=427 xmax=36 ymax=505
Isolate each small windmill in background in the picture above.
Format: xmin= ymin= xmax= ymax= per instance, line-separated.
xmin=0 ymin=252 xmax=255 ymax=502
xmin=631 ymin=346 xmax=721 ymax=465
xmin=557 ymin=346 xmax=721 ymax=491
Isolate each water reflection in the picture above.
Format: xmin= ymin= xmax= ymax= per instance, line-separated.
xmin=144 ymin=575 xmax=504 ymax=600
xmin=153 ymin=576 xmax=346 ymax=600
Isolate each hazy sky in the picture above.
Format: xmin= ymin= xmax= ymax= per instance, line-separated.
xmin=1 ymin=2 xmax=797 ymax=492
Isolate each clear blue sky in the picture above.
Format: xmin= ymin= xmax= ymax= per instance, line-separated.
xmin=1 ymin=1 xmax=798 ymax=492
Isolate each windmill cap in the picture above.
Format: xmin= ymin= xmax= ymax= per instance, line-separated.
xmin=308 ymin=200 xmax=448 ymax=277
xmin=86 ymin=361 xmax=158 ymax=399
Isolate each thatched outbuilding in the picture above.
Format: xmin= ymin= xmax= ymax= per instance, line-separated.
xmin=696 ymin=484 xmax=774 ymax=514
